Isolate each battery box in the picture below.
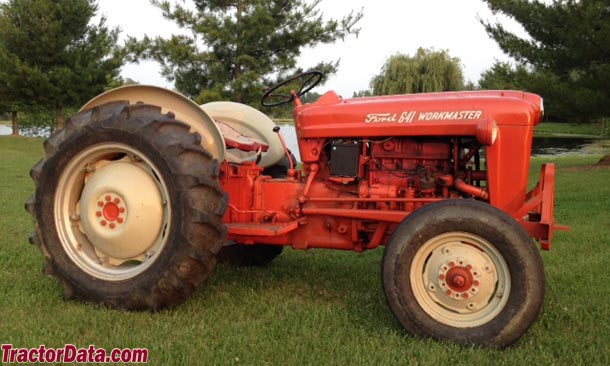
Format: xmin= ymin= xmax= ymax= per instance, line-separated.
xmin=330 ymin=141 xmax=360 ymax=177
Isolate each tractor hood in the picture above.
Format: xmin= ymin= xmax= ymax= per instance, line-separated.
xmin=294 ymin=90 xmax=543 ymax=139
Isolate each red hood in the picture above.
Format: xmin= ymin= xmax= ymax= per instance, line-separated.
xmin=294 ymin=90 xmax=543 ymax=139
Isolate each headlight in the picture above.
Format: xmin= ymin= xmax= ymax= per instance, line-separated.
xmin=476 ymin=118 xmax=499 ymax=146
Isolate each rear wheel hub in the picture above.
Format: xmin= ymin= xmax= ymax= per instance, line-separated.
xmin=55 ymin=143 xmax=171 ymax=280
xmin=79 ymin=160 xmax=164 ymax=261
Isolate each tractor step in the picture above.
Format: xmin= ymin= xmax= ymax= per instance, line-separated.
xmin=226 ymin=221 xmax=299 ymax=236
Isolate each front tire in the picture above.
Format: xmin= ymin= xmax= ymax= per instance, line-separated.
xmin=26 ymin=102 xmax=228 ymax=310
xmin=382 ymin=200 xmax=545 ymax=347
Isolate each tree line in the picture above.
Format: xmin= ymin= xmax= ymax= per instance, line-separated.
xmin=0 ymin=0 xmax=608 ymax=135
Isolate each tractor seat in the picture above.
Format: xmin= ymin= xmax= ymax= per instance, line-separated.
xmin=214 ymin=119 xmax=269 ymax=165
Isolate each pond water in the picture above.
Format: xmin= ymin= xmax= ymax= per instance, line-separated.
xmin=3 ymin=123 xmax=608 ymax=160
xmin=0 ymin=124 xmax=50 ymax=137
xmin=531 ymin=136 xmax=610 ymax=157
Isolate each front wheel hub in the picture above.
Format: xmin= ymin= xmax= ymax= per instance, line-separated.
xmin=412 ymin=232 xmax=511 ymax=328
xmin=446 ymin=266 xmax=472 ymax=291
xmin=79 ymin=160 xmax=164 ymax=260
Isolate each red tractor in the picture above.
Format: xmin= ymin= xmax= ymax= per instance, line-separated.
xmin=26 ymin=71 xmax=564 ymax=347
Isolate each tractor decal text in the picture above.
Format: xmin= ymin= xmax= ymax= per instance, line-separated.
xmin=418 ymin=110 xmax=482 ymax=121
xmin=364 ymin=110 xmax=482 ymax=123
xmin=365 ymin=111 xmax=417 ymax=123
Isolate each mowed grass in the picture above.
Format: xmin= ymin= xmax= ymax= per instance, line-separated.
xmin=534 ymin=121 xmax=606 ymax=137
xmin=1 ymin=135 xmax=609 ymax=365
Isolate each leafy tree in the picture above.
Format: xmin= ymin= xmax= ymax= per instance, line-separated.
xmin=480 ymin=0 xmax=610 ymax=122
xmin=463 ymin=81 xmax=477 ymax=91
xmin=105 ymin=76 xmax=139 ymax=91
xmin=0 ymin=0 xmax=123 ymax=130
xmin=478 ymin=61 xmax=571 ymax=121
xmin=371 ymin=48 xmax=464 ymax=95
xmin=127 ymin=0 xmax=362 ymax=106
xmin=352 ymin=89 xmax=372 ymax=98
xmin=478 ymin=61 xmax=531 ymax=90
xmin=0 ymin=98 xmax=22 ymax=135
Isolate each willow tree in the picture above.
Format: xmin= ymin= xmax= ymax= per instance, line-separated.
xmin=371 ymin=48 xmax=464 ymax=95
xmin=127 ymin=0 xmax=362 ymax=106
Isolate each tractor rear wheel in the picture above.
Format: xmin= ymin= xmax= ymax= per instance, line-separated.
xmin=26 ymin=102 xmax=227 ymax=310
xmin=382 ymin=200 xmax=544 ymax=347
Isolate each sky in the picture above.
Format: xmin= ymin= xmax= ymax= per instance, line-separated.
xmin=97 ymin=0 xmax=525 ymax=98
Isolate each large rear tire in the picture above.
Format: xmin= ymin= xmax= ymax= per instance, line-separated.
xmin=382 ymin=200 xmax=545 ymax=347
xmin=26 ymin=102 xmax=228 ymax=310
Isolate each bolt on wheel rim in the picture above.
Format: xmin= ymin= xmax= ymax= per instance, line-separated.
xmin=410 ymin=232 xmax=511 ymax=328
xmin=55 ymin=143 xmax=171 ymax=281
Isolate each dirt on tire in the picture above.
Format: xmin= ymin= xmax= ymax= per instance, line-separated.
xmin=382 ymin=199 xmax=545 ymax=348
xmin=26 ymin=101 xmax=228 ymax=310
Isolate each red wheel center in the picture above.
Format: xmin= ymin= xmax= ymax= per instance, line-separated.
xmin=452 ymin=275 xmax=466 ymax=287
xmin=446 ymin=267 xmax=473 ymax=292
xmin=103 ymin=202 xmax=120 ymax=221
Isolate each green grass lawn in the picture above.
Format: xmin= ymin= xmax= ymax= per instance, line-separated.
xmin=534 ymin=121 xmax=605 ymax=137
xmin=1 ymin=136 xmax=609 ymax=365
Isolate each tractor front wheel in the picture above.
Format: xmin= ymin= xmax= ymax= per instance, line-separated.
xmin=382 ymin=200 xmax=544 ymax=347
xmin=26 ymin=102 xmax=227 ymax=310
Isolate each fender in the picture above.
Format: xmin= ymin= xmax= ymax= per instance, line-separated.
xmin=81 ymin=85 xmax=226 ymax=161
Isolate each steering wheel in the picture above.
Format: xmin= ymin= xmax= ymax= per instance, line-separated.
xmin=261 ymin=70 xmax=324 ymax=107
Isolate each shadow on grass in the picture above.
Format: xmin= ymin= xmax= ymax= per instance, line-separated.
xmin=194 ymin=247 xmax=401 ymax=333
